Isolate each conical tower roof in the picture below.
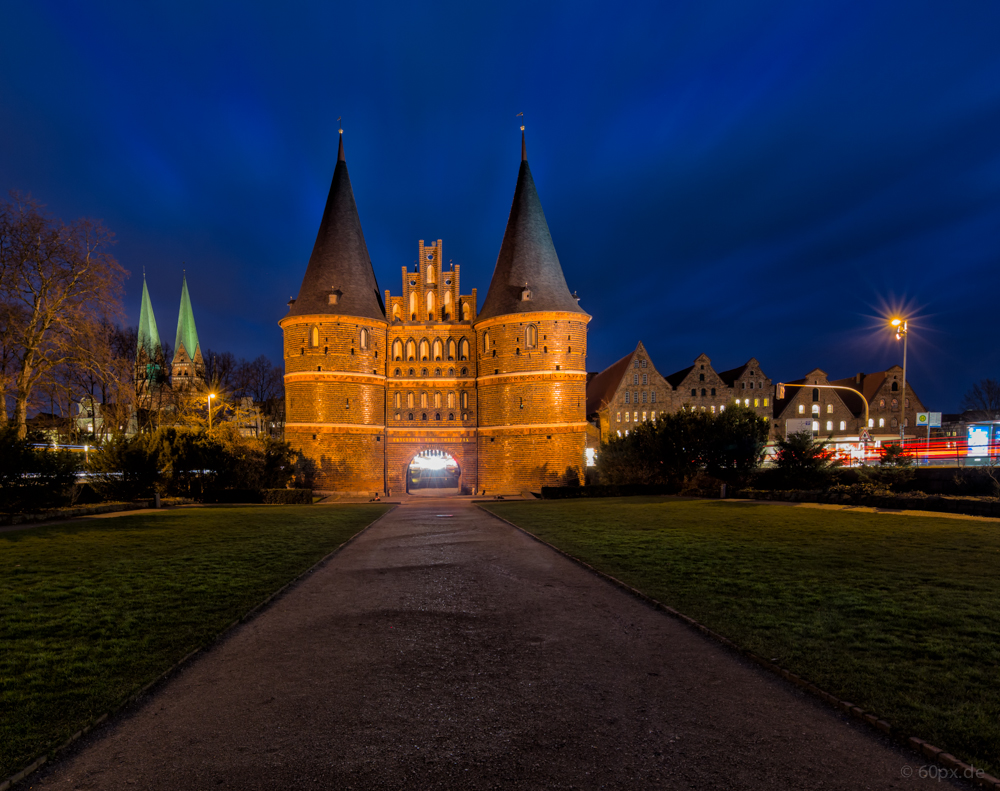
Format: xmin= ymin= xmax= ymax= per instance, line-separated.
xmin=174 ymin=274 xmax=201 ymax=362
xmin=477 ymin=132 xmax=587 ymax=322
xmin=287 ymin=134 xmax=385 ymax=321
xmin=137 ymin=275 xmax=161 ymax=360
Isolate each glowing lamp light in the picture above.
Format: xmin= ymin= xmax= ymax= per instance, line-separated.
xmin=890 ymin=318 xmax=902 ymax=327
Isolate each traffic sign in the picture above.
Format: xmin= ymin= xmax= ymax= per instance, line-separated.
xmin=859 ymin=428 xmax=872 ymax=443
xmin=916 ymin=412 xmax=930 ymax=426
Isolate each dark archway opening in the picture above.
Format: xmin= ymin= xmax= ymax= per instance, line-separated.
xmin=407 ymin=450 xmax=461 ymax=495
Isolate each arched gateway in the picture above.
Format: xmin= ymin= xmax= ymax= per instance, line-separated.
xmin=406 ymin=450 xmax=461 ymax=495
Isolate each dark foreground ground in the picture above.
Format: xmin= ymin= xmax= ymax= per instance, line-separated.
xmin=30 ymin=499 xmax=957 ymax=790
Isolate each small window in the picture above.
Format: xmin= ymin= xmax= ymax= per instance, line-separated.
xmin=879 ymin=418 xmax=885 ymax=428
xmin=625 ymin=392 xmax=630 ymax=404
xmin=408 ymin=368 xmax=415 ymax=376
xmin=905 ymin=398 xmax=910 ymax=408
xmin=408 ymin=412 xmax=413 ymax=420
xmin=526 ymin=325 xmax=537 ymax=348
xmin=754 ymin=398 xmax=759 ymax=407
xmin=711 ymin=388 xmax=716 ymax=396
xmin=642 ymin=411 xmax=647 ymax=421
xmin=812 ymin=404 xmax=820 ymax=415
xmin=461 ymin=392 xmax=468 ymax=409
xmin=483 ymin=331 xmax=490 ymax=353
xmin=812 ymin=388 xmax=820 ymax=401
xmin=421 ymin=368 xmax=428 ymax=376
xmin=839 ymin=421 xmax=846 ymax=430
xmin=641 ymin=360 xmax=647 ymax=368
xmin=435 ymin=413 xmax=440 ymax=420
xmin=435 ymin=368 xmax=441 ymax=376
xmin=642 ymin=391 xmax=647 ymax=403
xmin=422 ymin=413 xmax=427 ymax=421
xmin=699 ymin=373 xmax=705 ymax=382
xmin=691 ymin=389 xmax=696 ymax=397
xmin=394 ymin=368 xmax=401 ymax=376
xmin=310 ymin=326 xmax=319 ymax=347
xmin=891 ymin=381 xmax=898 ymax=392
xmin=891 ymin=418 xmax=898 ymax=428
xmin=616 ymin=411 xmax=621 ymax=422
xmin=827 ymin=404 xmax=833 ymax=414
xmin=869 ymin=418 xmax=874 ymax=428
xmin=448 ymin=413 xmax=455 ymax=420
xmin=642 ymin=374 xmax=647 ymax=385
xmin=826 ymin=421 xmax=833 ymax=431
xmin=891 ymin=398 xmax=898 ymax=409
xmin=651 ymin=392 xmax=656 ymax=403
xmin=625 ymin=411 xmax=630 ymax=422
xmin=798 ymin=404 xmax=804 ymax=414
xmin=634 ymin=360 xmax=640 ymax=369
xmin=460 ymin=367 xmax=468 ymax=376
xmin=459 ymin=339 xmax=470 ymax=361
xmin=359 ymin=327 xmax=369 ymax=350
xmin=701 ymin=388 xmax=706 ymax=397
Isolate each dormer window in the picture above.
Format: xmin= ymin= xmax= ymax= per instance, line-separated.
xmin=328 ymin=289 xmax=342 ymax=306
xmin=520 ymin=284 xmax=532 ymax=301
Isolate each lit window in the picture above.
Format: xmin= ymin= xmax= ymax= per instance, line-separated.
xmin=459 ymin=339 xmax=469 ymax=360
xmin=826 ymin=421 xmax=833 ymax=431
xmin=651 ymin=411 xmax=656 ymax=420
xmin=826 ymin=404 xmax=833 ymax=414
xmin=720 ymin=405 xmax=725 ymax=412
xmin=625 ymin=411 xmax=630 ymax=422
xmin=754 ymin=398 xmax=759 ymax=407
xmin=310 ymin=326 xmax=319 ymax=347
xmin=798 ymin=405 xmax=804 ymax=414
xmin=617 ymin=411 xmax=621 ymax=422
xmin=634 ymin=411 xmax=639 ymax=421
xmin=744 ymin=399 xmax=749 ymax=407
xmin=617 ymin=430 xmax=621 ymax=437
xmin=812 ymin=421 xmax=819 ymax=432
xmin=812 ymin=404 xmax=820 ymax=415
xmin=879 ymin=418 xmax=885 ymax=427
xmin=868 ymin=418 xmax=874 ymax=427
xmin=711 ymin=406 xmax=716 ymax=414
xmin=763 ymin=398 xmax=769 ymax=406
xmin=420 ymin=392 xmax=427 ymax=408
xmin=461 ymin=392 xmax=468 ymax=409
xmin=839 ymin=421 xmax=846 ymax=430
xmin=585 ymin=448 xmax=596 ymax=467
xmin=526 ymin=325 xmax=537 ymax=348
xmin=360 ymin=327 xmax=369 ymax=350
xmin=642 ymin=411 xmax=647 ymax=421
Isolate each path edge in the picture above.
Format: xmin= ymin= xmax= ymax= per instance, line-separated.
xmin=478 ymin=504 xmax=1000 ymax=790
xmin=1 ymin=504 xmax=397 ymax=791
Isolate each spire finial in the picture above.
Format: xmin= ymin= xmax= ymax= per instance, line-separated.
xmin=517 ymin=112 xmax=526 ymax=161
xmin=337 ymin=118 xmax=345 ymax=162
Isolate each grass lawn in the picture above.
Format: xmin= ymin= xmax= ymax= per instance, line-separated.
xmin=0 ymin=504 xmax=390 ymax=778
xmin=484 ymin=497 xmax=1000 ymax=775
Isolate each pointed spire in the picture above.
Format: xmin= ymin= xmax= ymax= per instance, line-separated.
xmin=477 ymin=133 xmax=588 ymax=322
xmin=287 ymin=133 xmax=385 ymax=320
xmin=174 ymin=274 xmax=201 ymax=364
xmin=137 ymin=274 xmax=161 ymax=361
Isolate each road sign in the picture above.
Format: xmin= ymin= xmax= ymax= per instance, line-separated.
xmin=859 ymin=428 xmax=872 ymax=443
xmin=916 ymin=412 xmax=929 ymax=426
xmin=929 ymin=412 xmax=942 ymax=427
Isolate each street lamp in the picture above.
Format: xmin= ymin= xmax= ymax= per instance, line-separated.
xmin=890 ymin=318 xmax=908 ymax=444
xmin=208 ymin=393 xmax=216 ymax=431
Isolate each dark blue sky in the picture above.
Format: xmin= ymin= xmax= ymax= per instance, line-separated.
xmin=2 ymin=1 xmax=999 ymax=411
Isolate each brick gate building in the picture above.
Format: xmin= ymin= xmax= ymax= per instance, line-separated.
xmin=280 ymin=132 xmax=589 ymax=494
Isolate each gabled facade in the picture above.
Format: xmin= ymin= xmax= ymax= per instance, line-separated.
xmin=585 ymin=342 xmax=671 ymax=444
xmin=830 ymin=367 xmax=927 ymax=438
xmin=717 ymin=357 xmax=773 ymax=418
xmin=171 ymin=274 xmax=205 ymax=387
xmin=771 ymin=368 xmax=858 ymax=440
xmin=665 ymin=354 xmax=730 ymax=414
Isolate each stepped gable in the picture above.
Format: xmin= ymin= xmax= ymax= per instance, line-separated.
xmin=477 ymin=132 xmax=587 ymax=321
xmin=287 ymin=134 xmax=385 ymax=321
xmin=137 ymin=275 xmax=161 ymax=360
xmin=174 ymin=274 xmax=201 ymax=362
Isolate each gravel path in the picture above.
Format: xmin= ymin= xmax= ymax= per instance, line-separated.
xmin=32 ymin=498 xmax=955 ymax=790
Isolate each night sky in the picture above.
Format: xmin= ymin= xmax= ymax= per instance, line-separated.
xmin=2 ymin=2 xmax=999 ymax=412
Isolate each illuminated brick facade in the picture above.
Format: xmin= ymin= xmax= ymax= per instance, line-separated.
xmin=282 ymin=133 xmax=589 ymax=494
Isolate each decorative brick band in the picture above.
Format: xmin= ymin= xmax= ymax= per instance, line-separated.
xmin=473 ymin=311 xmax=591 ymax=331
xmin=284 ymin=372 xmax=385 ymax=384
xmin=286 ymin=423 xmax=384 ymax=433
xmin=477 ymin=422 xmax=589 ymax=434
xmin=478 ymin=506 xmax=1000 ymax=791
xmin=278 ymin=313 xmax=389 ymax=329
xmin=476 ymin=369 xmax=586 ymax=385
xmin=386 ymin=427 xmax=476 ymax=436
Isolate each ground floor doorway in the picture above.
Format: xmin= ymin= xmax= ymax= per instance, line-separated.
xmin=406 ymin=450 xmax=461 ymax=495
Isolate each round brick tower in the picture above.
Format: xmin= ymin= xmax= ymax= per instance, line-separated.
xmin=475 ymin=132 xmax=591 ymax=494
xmin=280 ymin=134 xmax=387 ymax=494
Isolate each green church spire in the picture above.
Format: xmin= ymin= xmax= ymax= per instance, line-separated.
xmin=137 ymin=275 xmax=161 ymax=361
xmin=173 ymin=273 xmax=201 ymax=364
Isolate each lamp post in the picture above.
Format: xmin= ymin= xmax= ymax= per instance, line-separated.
xmin=208 ymin=393 xmax=216 ymax=432
xmin=890 ymin=318 xmax=908 ymax=445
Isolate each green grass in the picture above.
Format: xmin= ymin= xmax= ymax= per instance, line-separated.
xmin=484 ymin=497 xmax=1000 ymax=775
xmin=0 ymin=504 xmax=390 ymax=778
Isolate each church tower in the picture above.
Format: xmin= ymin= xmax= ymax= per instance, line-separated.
xmin=475 ymin=132 xmax=591 ymax=492
xmin=136 ymin=274 xmax=163 ymax=391
xmin=171 ymin=274 xmax=205 ymax=387
xmin=280 ymin=133 xmax=387 ymax=493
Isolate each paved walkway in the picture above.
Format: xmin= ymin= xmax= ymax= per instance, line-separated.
xmin=33 ymin=498 xmax=949 ymax=790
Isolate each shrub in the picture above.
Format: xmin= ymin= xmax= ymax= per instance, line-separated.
xmin=770 ymin=431 xmax=842 ymax=489
xmin=87 ymin=433 xmax=163 ymax=501
xmin=0 ymin=425 xmax=79 ymax=513
xmin=262 ymin=488 xmax=312 ymax=505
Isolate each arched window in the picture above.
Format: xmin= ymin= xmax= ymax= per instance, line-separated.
xmin=891 ymin=398 xmax=898 ymax=409
xmin=408 ymin=368 xmax=415 ymax=376
xmin=459 ymin=339 xmax=469 ymax=360
xmin=839 ymin=421 xmax=846 ymax=430
xmin=905 ymin=398 xmax=910 ymax=408
xmin=812 ymin=388 xmax=820 ymax=401
xmin=406 ymin=340 xmax=416 ymax=361
xmin=392 ymin=303 xmax=401 ymax=321
xmin=798 ymin=404 xmax=804 ymax=414
xmin=420 ymin=392 xmax=428 ymax=408
xmin=448 ymin=392 xmax=455 ymax=408
xmin=826 ymin=404 xmax=833 ymax=414
xmin=879 ymin=398 xmax=885 ymax=408
xmin=426 ymin=291 xmax=435 ymax=320
xmin=461 ymin=301 xmax=471 ymax=321
xmin=448 ymin=413 xmax=455 ymax=421
xmin=434 ymin=392 xmax=441 ymax=408
xmin=826 ymin=421 xmax=833 ymax=431
xmin=710 ymin=388 xmax=716 ymax=396
xmin=422 ymin=413 xmax=427 ymax=421
xmin=879 ymin=418 xmax=885 ymax=427
xmin=526 ymin=325 xmax=537 ymax=348
xmin=394 ymin=368 xmax=401 ymax=376
xmin=891 ymin=381 xmax=899 ymax=392
xmin=409 ymin=291 xmax=418 ymax=320
xmin=868 ymin=418 xmax=874 ymax=427
xmin=460 ymin=367 xmax=468 ymax=376
xmin=407 ymin=392 xmax=414 ymax=408
xmin=394 ymin=392 xmax=401 ymax=408
xmin=392 ymin=339 xmax=403 ymax=360
xmin=891 ymin=417 xmax=898 ymax=428
xmin=690 ymin=389 xmax=696 ymax=397
xmin=443 ymin=291 xmax=452 ymax=320
xmin=435 ymin=368 xmax=441 ymax=376
xmin=433 ymin=339 xmax=443 ymax=360
xmin=483 ymin=331 xmax=490 ymax=353
xmin=426 ymin=264 xmax=435 ymax=284
xmin=812 ymin=404 xmax=820 ymax=415
xmin=359 ymin=327 xmax=369 ymax=351
xmin=435 ymin=412 xmax=440 ymax=421
xmin=461 ymin=391 xmax=468 ymax=409
xmin=408 ymin=413 xmax=413 ymax=421
xmin=310 ymin=326 xmax=319 ymax=347
xmin=701 ymin=388 xmax=707 ymax=397
xmin=447 ymin=339 xmax=456 ymax=360
xmin=419 ymin=339 xmax=429 ymax=360
xmin=421 ymin=368 xmax=428 ymax=376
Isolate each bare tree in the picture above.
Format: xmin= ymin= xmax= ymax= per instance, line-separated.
xmin=961 ymin=378 xmax=1000 ymax=421
xmin=0 ymin=193 xmax=126 ymax=437
xmin=204 ymin=349 xmax=238 ymax=393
